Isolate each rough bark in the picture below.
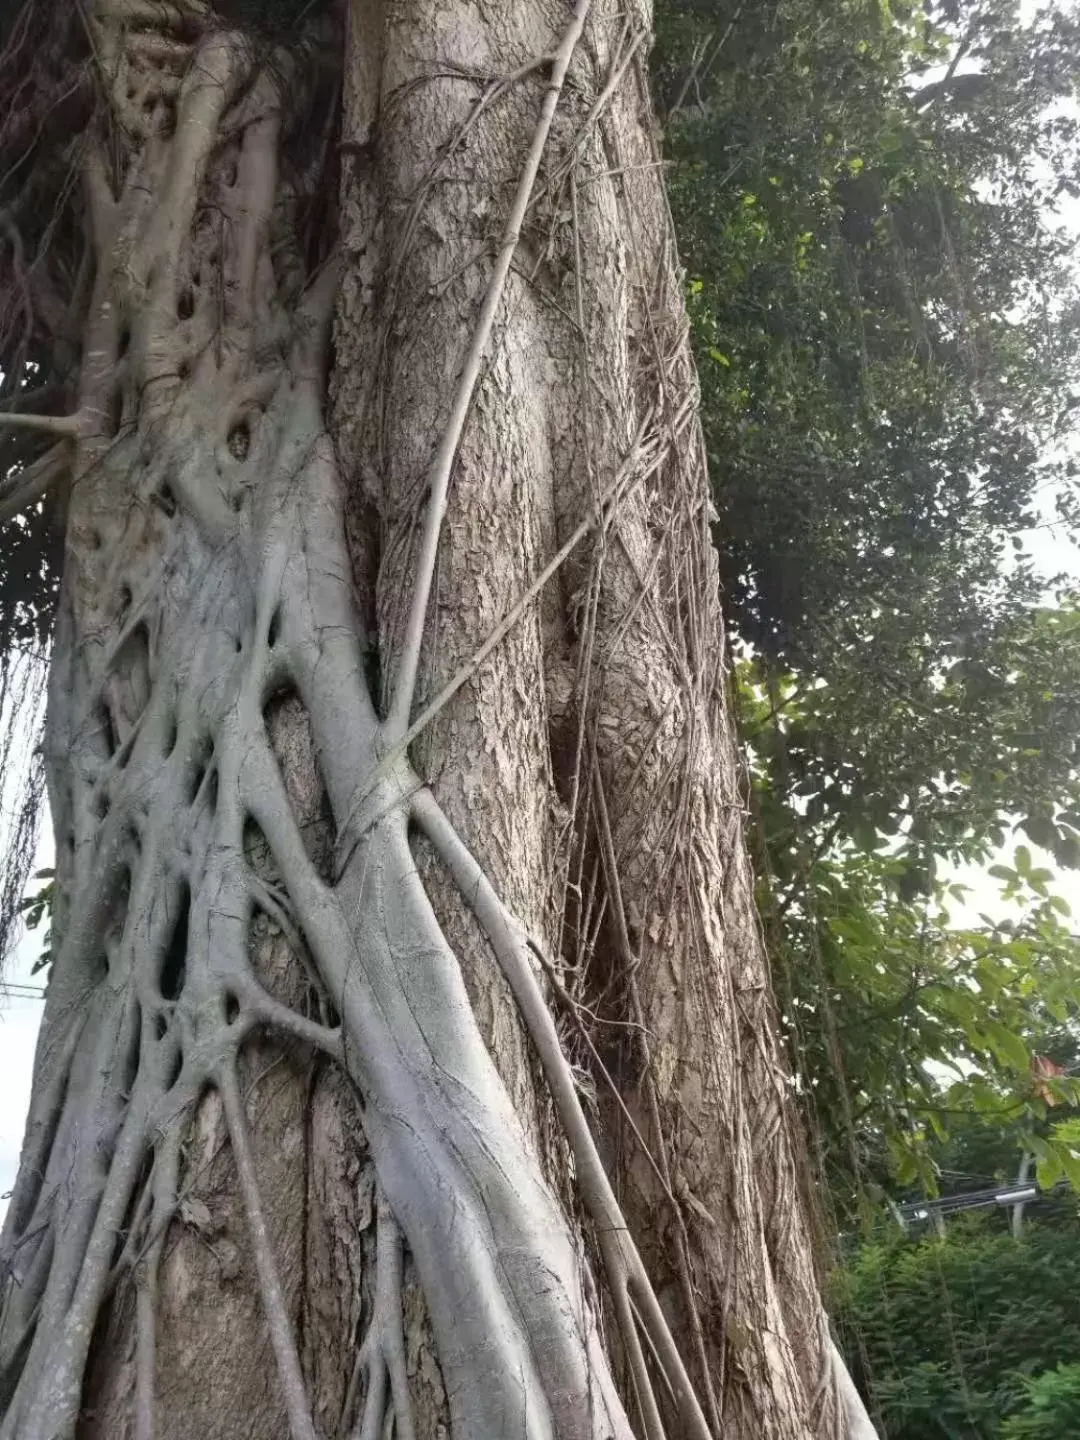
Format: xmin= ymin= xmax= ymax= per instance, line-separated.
xmin=0 ymin=2 xmax=878 ymax=1438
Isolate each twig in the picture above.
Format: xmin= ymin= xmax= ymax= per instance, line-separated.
xmin=666 ymin=10 xmax=742 ymax=121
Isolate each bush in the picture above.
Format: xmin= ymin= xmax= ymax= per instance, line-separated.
xmin=1001 ymin=1365 xmax=1080 ymax=1439
xmin=834 ymin=1221 xmax=1080 ymax=1438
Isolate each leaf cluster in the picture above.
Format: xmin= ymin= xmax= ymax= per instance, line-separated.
xmin=835 ymin=1220 xmax=1080 ymax=1439
xmin=1002 ymin=1364 xmax=1080 ymax=1440
xmin=655 ymin=0 xmax=1080 ymax=1217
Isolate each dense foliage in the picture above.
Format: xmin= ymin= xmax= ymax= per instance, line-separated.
xmin=655 ymin=0 xmax=1080 ymax=1211
xmin=1001 ymin=1364 xmax=1080 ymax=1439
xmin=836 ymin=1220 xmax=1080 ymax=1438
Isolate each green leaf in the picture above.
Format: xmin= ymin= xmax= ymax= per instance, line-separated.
xmin=1022 ymin=815 xmax=1059 ymax=851
xmin=978 ymin=1019 xmax=1029 ymax=1074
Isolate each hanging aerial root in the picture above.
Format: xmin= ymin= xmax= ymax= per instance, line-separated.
xmin=220 ymin=1063 xmax=318 ymax=1440
xmin=11 ymin=1095 xmax=151 ymax=1440
xmin=386 ymin=0 xmax=593 ymax=736
xmin=338 ymin=401 xmax=680 ymax=855
xmin=411 ymin=787 xmax=713 ymax=1440
xmin=340 ymin=1191 xmax=416 ymax=1440
xmin=0 ymin=1011 xmax=85 ymax=1258
xmin=590 ymin=752 xmax=723 ymax=1436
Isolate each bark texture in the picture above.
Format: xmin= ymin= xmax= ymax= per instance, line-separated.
xmin=0 ymin=2 xmax=877 ymax=1438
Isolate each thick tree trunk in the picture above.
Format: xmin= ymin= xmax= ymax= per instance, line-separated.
xmin=0 ymin=2 xmax=876 ymax=1438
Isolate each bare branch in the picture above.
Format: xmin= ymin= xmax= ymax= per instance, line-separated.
xmin=0 ymin=442 xmax=70 ymax=522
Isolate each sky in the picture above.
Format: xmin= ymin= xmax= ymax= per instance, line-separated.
xmin=3 ymin=8 xmax=1080 ymax=1226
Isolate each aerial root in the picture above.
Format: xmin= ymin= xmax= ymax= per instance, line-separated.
xmin=341 ymin=405 xmax=664 ymax=843
xmin=385 ymin=0 xmax=593 ymax=738
xmin=340 ymin=1191 xmax=415 ymax=1440
xmin=609 ymin=1270 xmax=667 ymax=1440
xmin=0 ymin=410 xmax=86 ymax=439
xmin=240 ymin=980 xmax=343 ymax=1060
xmin=0 ymin=440 xmax=71 ymax=522
xmin=219 ymin=1063 xmax=318 ymax=1440
xmin=9 ymin=1096 xmax=152 ymax=1440
xmin=248 ymin=874 xmax=337 ymax=1024
xmin=410 ymin=788 xmax=713 ymax=1440
xmin=590 ymin=757 xmax=724 ymax=1435
xmin=0 ymin=1012 xmax=86 ymax=1256
xmin=129 ymin=1122 xmax=182 ymax=1440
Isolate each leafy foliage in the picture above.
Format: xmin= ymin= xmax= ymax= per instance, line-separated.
xmin=659 ymin=0 xmax=1080 ymax=672
xmin=17 ymin=866 xmax=54 ymax=974
xmin=1002 ymin=1364 xmax=1080 ymax=1440
xmin=738 ymin=650 xmax=1080 ymax=1215
xmin=654 ymin=0 xmax=1080 ymax=1215
xmin=835 ymin=1221 xmax=1080 ymax=1439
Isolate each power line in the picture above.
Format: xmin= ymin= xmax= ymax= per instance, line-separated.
xmin=896 ymin=1178 xmax=1069 ymax=1225
xmin=1 ymin=981 xmax=45 ymax=1000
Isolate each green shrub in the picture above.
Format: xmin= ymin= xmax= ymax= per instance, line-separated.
xmin=1001 ymin=1365 xmax=1080 ymax=1439
xmin=834 ymin=1221 xmax=1080 ymax=1438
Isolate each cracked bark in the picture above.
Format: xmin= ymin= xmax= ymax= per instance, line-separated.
xmin=0 ymin=2 xmax=878 ymax=1438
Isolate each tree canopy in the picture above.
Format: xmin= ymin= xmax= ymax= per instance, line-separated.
xmin=651 ymin=0 xmax=1080 ymax=1216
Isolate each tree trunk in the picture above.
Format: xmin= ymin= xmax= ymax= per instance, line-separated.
xmin=0 ymin=2 xmax=876 ymax=1438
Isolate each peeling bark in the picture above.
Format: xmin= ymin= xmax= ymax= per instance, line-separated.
xmin=0 ymin=2 xmax=878 ymax=1438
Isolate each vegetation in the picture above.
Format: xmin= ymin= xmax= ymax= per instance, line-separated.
xmin=655 ymin=0 xmax=1080 ymax=1214
xmin=836 ymin=1219 xmax=1080 ymax=1438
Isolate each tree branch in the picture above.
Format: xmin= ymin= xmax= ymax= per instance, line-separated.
xmin=0 ymin=442 xmax=70 ymax=523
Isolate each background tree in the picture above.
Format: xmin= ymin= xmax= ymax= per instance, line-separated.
xmin=0 ymin=2 xmax=874 ymax=1439
xmin=652 ymin=0 xmax=1080 ymax=1213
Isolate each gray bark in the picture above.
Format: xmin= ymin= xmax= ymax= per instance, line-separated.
xmin=0 ymin=2 xmax=878 ymax=1438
